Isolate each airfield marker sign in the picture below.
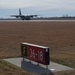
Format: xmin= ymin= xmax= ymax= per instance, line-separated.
xmin=21 ymin=42 xmax=50 ymax=65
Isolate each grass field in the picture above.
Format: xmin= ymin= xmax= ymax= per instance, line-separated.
xmin=0 ymin=21 xmax=75 ymax=75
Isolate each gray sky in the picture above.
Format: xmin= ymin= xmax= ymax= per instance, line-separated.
xmin=0 ymin=0 xmax=75 ymax=18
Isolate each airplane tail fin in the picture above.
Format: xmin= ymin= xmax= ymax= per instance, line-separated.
xmin=19 ymin=9 xmax=22 ymax=16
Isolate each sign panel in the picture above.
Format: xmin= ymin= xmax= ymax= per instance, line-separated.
xmin=21 ymin=44 xmax=27 ymax=57
xmin=21 ymin=43 xmax=50 ymax=65
xmin=27 ymin=46 xmax=45 ymax=64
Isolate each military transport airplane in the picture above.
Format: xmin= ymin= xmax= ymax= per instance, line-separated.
xmin=10 ymin=9 xmax=37 ymax=20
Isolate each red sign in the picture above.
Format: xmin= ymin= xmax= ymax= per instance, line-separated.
xmin=27 ymin=46 xmax=45 ymax=64
xmin=21 ymin=43 xmax=50 ymax=65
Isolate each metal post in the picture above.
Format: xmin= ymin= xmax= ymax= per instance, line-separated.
xmin=46 ymin=65 xmax=49 ymax=75
xmin=28 ymin=59 xmax=31 ymax=63
xmin=37 ymin=62 xmax=39 ymax=66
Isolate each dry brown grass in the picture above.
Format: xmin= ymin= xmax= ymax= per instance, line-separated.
xmin=0 ymin=21 xmax=75 ymax=75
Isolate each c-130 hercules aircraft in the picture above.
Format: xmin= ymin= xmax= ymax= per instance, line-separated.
xmin=10 ymin=9 xmax=37 ymax=20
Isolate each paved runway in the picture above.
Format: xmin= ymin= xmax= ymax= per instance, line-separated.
xmin=0 ymin=19 xmax=75 ymax=22
xmin=4 ymin=57 xmax=73 ymax=74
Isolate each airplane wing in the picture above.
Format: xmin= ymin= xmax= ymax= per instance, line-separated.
xmin=10 ymin=15 xmax=20 ymax=18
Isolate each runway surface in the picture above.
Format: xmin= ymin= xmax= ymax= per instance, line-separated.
xmin=4 ymin=57 xmax=73 ymax=74
xmin=0 ymin=19 xmax=75 ymax=22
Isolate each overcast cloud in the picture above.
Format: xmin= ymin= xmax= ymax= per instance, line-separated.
xmin=0 ymin=0 xmax=75 ymax=18
xmin=0 ymin=0 xmax=75 ymax=10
